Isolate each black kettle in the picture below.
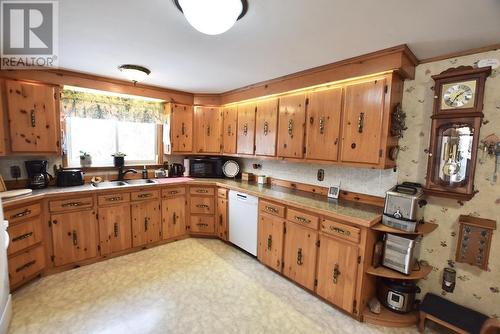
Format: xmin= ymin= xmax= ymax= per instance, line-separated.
xmin=169 ymin=163 xmax=185 ymax=177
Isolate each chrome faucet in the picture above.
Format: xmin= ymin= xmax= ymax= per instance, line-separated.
xmin=117 ymin=166 xmax=138 ymax=181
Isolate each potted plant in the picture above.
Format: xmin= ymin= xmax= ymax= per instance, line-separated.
xmin=79 ymin=151 xmax=92 ymax=167
xmin=112 ymin=152 xmax=127 ymax=167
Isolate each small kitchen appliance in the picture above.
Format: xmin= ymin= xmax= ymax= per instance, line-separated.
xmin=188 ymin=157 xmax=225 ymax=178
xmin=168 ymin=163 xmax=185 ymax=177
xmin=382 ymin=233 xmax=421 ymax=275
xmin=377 ymin=278 xmax=420 ymax=313
xmin=25 ymin=160 xmax=52 ymax=189
xmin=56 ymin=168 xmax=84 ymax=187
xmin=382 ymin=182 xmax=427 ymax=232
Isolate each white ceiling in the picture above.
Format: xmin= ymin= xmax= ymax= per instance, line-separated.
xmin=60 ymin=0 xmax=500 ymax=93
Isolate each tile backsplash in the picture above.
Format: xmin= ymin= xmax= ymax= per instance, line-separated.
xmin=0 ymin=155 xmax=62 ymax=180
xmin=238 ymin=158 xmax=397 ymax=197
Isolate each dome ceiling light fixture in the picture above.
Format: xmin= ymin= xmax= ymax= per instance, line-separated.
xmin=118 ymin=64 xmax=151 ymax=84
xmin=174 ymin=0 xmax=248 ymax=35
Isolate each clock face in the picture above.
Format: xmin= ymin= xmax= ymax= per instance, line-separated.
xmin=441 ymin=80 xmax=477 ymax=110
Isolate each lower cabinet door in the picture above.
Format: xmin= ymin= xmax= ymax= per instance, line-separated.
xmin=216 ymin=197 xmax=228 ymax=240
xmin=190 ymin=216 xmax=215 ymax=234
xmin=98 ymin=204 xmax=132 ymax=256
xmin=316 ymin=234 xmax=359 ymax=313
xmin=51 ymin=209 xmax=98 ymax=266
xmin=162 ymin=196 xmax=186 ymax=239
xmin=131 ymin=200 xmax=161 ymax=247
xmin=283 ymin=222 xmax=318 ymax=290
xmin=257 ymin=213 xmax=285 ymax=272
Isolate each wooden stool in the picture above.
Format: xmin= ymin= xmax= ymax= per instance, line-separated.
xmin=419 ymin=293 xmax=500 ymax=334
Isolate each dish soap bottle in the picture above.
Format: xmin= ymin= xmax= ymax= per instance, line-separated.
xmin=142 ymin=166 xmax=148 ymax=179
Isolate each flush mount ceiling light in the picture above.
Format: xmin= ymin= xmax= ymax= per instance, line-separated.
xmin=174 ymin=0 xmax=248 ymax=35
xmin=118 ymin=64 xmax=151 ymax=84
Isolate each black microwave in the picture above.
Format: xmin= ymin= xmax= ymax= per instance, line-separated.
xmin=189 ymin=157 xmax=225 ymax=178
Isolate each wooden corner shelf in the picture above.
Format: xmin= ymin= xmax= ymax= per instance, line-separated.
xmin=366 ymin=264 xmax=432 ymax=280
xmin=363 ymin=305 xmax=418 ymax=328
xmin=371 ymin=222 xmax=438 ymax=236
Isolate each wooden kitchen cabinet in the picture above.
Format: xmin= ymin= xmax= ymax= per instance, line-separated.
xmin=237 ymin=102 xmax=256 ymax=155
xmin=0 ymin=84 xmax=6 ymax=155
xmin=5 ymin=80 xmax=60 ymax=153
xmin=340 ymin=79 xmax=386 ymax=164
xmin=131 ymin=200 xmax=162 ymax=247
xmin=168 ymin=103 xmax=193 ymax=153
xmin=162 ymin=195 xmax=186 ymax=239
xmin=258 ymin=212 xmax=285 ymax=272
xmin=305 ymin=87 xmax=343 ymax=161
xmin=283 ymin=221 xmax=318 ymax=290
xmin=194 ymin=106 xmax=222 ymax=153
xmin=255 ymin=98 xmax=279 ymax=156
xmin=98 ymin=203 xmax=132 ymax=256
xmin=216 ymin=195 xmax=228 ymax=240
xmin=8 ymin=245 xmax=45 ymax=287
xmin=277 ymin=94 xmax=307 ymax=158
xmin=222 ymin=105 xmax=238 ymax=154
xmin=316 ymin=234 xmax=359 ymax=314
xmin=50 ymin=209 xmax=98 ymax=266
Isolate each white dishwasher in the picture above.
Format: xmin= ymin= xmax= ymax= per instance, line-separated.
xmin=229 ymin=190 xmax=258 ymax=256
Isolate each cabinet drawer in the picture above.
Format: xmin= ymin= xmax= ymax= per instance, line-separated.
xmin=321 ymin=219 xmax=360 ymax=244
xmin=259 ymin=200 xmax=285 ymax=218
xmin=7 ymin=217 xmax=43 ymax=255
xmin=190 ymin=187 xmax=215 ymax=196
xmin=5 ymin=203 xmax=41 ymax=224
xmin=98 ymin=193 xmax=130 ymax=206
xmin=217 ymin=188 xmax=228 ymax=199
xmin=162 ymin=187 xmax=186 ymax=198
xmin=190 ymin=216 xmax=215 ymax=233
xmin=131 ymin=190 xmax=159 ymax=201
xmin=8 ymin=244 xmax=45 ymax=286
xmin=190 ymin=197 xmax=215 ymax=214
xmin=286 ymin=208 xmax=319 ymax=229
xmin=49 ymin=197 xmax=93 ymax=212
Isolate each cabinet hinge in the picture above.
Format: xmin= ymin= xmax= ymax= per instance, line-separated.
xmin=281 ymin=261 xmax=285 ymax=269
xmin=353 ymin=300 xmax=357 ymax=314
xmin=305 ymin=98 xmax=309 ymax=106
xmin=303 ymin=146 xmax=306 ymax=154
xmin=97 ymin=245 xmax=101 ymax=252
xmin=314 ymin=279 xmax=318 ymax=287
xmin=316 ymin=240 xmax=320 ymax=247
xmin=379 ymin=149 xmax=383 ymax=157
xmin=254 ymin=145 xmax=256 ymax=151
xmin=96 ymin=213 xmax=99 ymax=220
xmin=384 ymin=85 xmax=388 ymax=94
xmin=50 ymin=255 xmax=55 ymax=263
xmin=283 ymin=227 xmax=286 ymax=234
xmin=48 ymin=220 xmax=52 ymax=227
xmin=357 ymin=255 xmax=361 ymax=264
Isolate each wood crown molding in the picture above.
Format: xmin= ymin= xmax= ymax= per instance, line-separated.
xmin=419 ymin=43 xmax=500 ymax=64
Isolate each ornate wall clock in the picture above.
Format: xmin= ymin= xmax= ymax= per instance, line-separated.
xmin=425 ymin=66 xmax=491 ymax=201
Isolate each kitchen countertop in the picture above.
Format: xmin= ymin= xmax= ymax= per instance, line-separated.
xmin=2 ymin=178 xmax=382 ymax=227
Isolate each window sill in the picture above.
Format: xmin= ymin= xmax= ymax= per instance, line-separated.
xmin=66 ymin=164 xmax=164 ymax=172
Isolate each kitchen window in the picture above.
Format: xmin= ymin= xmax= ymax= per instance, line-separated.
xmin=62 ymin=86 xmax=165 ymax=167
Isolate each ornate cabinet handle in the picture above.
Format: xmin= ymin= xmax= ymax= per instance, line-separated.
xmin=267 ymin=235 xmax=272 ymax=251
xmin=196 ymin=204 xmax=209 ymax=209
xmin=263 ymin=121 xmax=269 ymax=136
xmin=11 ymin=209 xmax=32 ymax=219
xmin=168 ymin=190 xmax=179 ymax=195
xmin=295 ymin=216 xmax=309 ymax=224
xmin=207 ymin=126 xmax=211 ymax=136
xmin=330 ymin=226 xmax=351 ymax=236
xmin=12 ymin=232 xmax=33 ymax=242
xmin=196 ymin=189 xmax=208 ymax=193
xmin=107 ymin=196 xmax=122 ymax=202
xmin=72 ymin=230 xmax=78 ymax=246
xmin=297 ymin=248 xmax=303 ymax=265
xmin=265 ymin=206 xmax=277 ymax=213
xmin=196 ymin=223 xmax=209 ymax=228
xmin=30 ymin=110 xmax=36 ymax=128
xmin=181 ymin=122 xmax=186 ymax=135
xmin=144 ymin=217 xmax=149 ymax=231
xmin=16 ymin=260 xmax=36 ymax=273
xmin=357 ymin=112 xmax=365 ymax=133
xmin=319 ymin=116 xmax=325 ymax=134
xmin=62 ymin=201 xmax=89 ymax=208
xmin=243 ymin=123 xmax=248 ymax=136
xmin=288 ymin=119 xmax=293 ymax=136
xmin=333 ymin=264 xmax=341 ymax=284
xmin=227 ymin=124 xmax=232 ymax=136
xmin=173 ymin=212 xmax=177 ymax=225
xmin=114 ymin=223 xmax=119 ymax=237
xmin=138 ymin=193 xmax=152 ymax=198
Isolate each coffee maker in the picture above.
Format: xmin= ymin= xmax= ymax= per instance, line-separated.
xmin=25 ymin=160 xmax=52 ymax=189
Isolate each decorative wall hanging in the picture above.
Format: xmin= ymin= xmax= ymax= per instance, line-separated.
xmin=390 ymin=103 xmax=407 ymax=138
xmin=455 ymin=215 xmax=496 ymax=270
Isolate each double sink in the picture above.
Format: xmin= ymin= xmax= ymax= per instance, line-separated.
xmin=91 ymin=179 xmax=157 ymax=189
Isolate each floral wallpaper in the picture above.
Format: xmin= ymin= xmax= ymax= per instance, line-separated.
xmin=399 ymin=49 xmax=500 ymax=318
xmin=61 ymin=90 xmax=165 ymax=123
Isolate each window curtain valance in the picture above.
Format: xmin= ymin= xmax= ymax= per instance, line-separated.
xmin=61 ymin=89 xmax=165 ymax=123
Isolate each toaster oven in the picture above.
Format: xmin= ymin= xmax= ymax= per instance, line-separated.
xmin=382 ymin=182 xmax=427 ymax=232
xmin=382 ymin=233 xmax=421 ymax=275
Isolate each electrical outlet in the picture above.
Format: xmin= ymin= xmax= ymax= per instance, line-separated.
xmin=10 ymin=165 xmax=21 ymax=179
xmin=317 ymin=169 xmax=324 ymax=181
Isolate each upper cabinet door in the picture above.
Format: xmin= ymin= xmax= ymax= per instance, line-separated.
xmin=194 ymin=106 xmax=222 ymax=154
xmin=222 ymin=106 xmax=237 ymax=154
xmin=170 ymin=103 xmax=193 ymax=153
xmin=5 ymin=80 xmax=60 ymax=153
xmin=236 ymin=103 xmax=256 ymax=155
xmin=277 ymin=94 xmax=306 ymax=158
xmin=341 ymin=79 xmax=386 ymax=165
xmin=305 ymin=88 xmax=343 ymax=161
xmin=255 ymin=98 xmax=278 ymax=156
